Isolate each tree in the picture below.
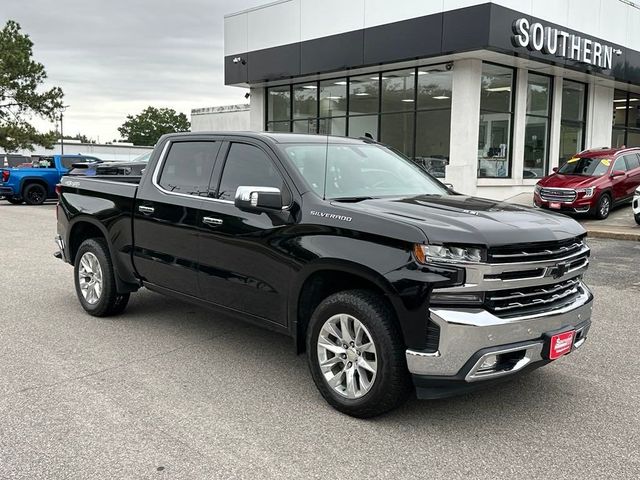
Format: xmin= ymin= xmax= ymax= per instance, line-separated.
xmin=0 ymin=20 xmax=64 ymax=152
xmin=63 ymin=133 xmax=95 ymax=144
xmin=118 ymin=106 xmax=190 ymax=146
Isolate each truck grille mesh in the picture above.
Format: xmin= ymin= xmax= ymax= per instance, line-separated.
xmin=539 ymin=188 xmax=577 ymax=203
xmin=488 ymin=237 xmax=586 ymax=263
xmin=485 ymin=278 xmax=584 ymax=318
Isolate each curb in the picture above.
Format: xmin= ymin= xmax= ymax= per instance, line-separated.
xmin=585 ymin=229 xmax=640 ymax=241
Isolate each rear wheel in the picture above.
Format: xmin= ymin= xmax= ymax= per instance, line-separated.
xmin=74 ymin=238 xmax=130 ymax=317
xmin=306 ymin=290 xmax=412 ymax=418
xmin=23 ymin=183 xmax=47 ymax=205
xmin=6 ymin=197 xmax=23 ymax=205
xmin=594 ymin=193 xmax=611 ymax=220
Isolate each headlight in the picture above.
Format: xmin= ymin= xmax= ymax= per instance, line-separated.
xmin=414 ymin=244 xmax=484 ymax=264
xmin=577 ymin=187 xmax=595 ymax=198
xmin=534 ymin=184 xmax=542 ymax=195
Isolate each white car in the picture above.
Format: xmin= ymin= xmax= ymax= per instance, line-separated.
xmin=634 ymin=186 xmax=640 ymax=225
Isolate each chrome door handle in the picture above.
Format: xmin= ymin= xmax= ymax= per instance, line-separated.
xmin=138 ymin=205 xmax=155 ymax=214
xmin=202 ymin=216 xmax=223 ymax=226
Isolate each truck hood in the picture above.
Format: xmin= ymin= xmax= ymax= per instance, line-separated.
xmin=334 ymin=194 xmax=585 ymax=246
xmin=538 ymin=174 xmax=604 ymax=188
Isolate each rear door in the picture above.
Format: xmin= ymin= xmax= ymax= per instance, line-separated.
xmin=196 ymin=139 xmax=297 ymax=326
xmin=132 ymin=138 xmax=221 ymax=295
xmin=624 ymin=153 xmax=640 ymax=197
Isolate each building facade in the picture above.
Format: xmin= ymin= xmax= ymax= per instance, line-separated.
xmin=224 ymin=0 xmax=640 ymax=199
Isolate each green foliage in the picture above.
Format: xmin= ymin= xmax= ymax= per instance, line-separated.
xmin=0 ymin=20 xmax=64 ymax=152
xmin=118 ymin=106 xmax=190 ymax=146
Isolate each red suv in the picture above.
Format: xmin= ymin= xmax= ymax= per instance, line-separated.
xmin=534 ymin=147 xmax=640 ymax=219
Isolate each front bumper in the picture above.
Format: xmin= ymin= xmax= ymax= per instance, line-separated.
xmin=406 ymin=286 xmax=592 ymax=398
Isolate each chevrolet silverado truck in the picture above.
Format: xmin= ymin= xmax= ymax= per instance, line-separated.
xmin=55 ymin=132 xmax=593 ymax=417
xmin=1 ymin=154 xmax=101 ymax=205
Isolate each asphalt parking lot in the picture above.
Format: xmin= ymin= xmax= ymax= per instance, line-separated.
xmin=1 ymin=203 xmax=639 ymax=479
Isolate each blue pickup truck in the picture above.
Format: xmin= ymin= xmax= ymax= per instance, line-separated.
xmin=0 ymin=155 xmax=101 ymax=205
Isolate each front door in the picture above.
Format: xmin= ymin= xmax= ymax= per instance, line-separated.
xmin=197 ymin=140 xmax=297 ymax=326
xmin=133 ymin=139 xmax=221 ymax=295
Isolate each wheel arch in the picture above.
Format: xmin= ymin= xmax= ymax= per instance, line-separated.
xmin=19 ymin=177 xmax=50 ymax=197
xmin=290 ymin=260 xmax=403 ymax=354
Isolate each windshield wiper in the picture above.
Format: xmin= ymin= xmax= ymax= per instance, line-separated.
xmin=331 ymin=196 xmax=376 ymax=202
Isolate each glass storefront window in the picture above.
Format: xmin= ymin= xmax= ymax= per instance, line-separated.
xmin=381 ymin=69 xmax=415 ymax=112
xmin=415 ymin=109 xmax=451 ymax=178
xmin=267 ymin=85 xmax=290 ymax=123
xmin=478 ymin=64 xmax=514 ymax=178
xmin=319 ymin=79 xmax=347 ymax=117
xmin=266 ymin=121 xmax=290 ymax=132
xmin=380 ymin=112 xmax=414 ymax=156
xmin=348 ymin=114 xmax=378 ymax=139
xmin=611 ymin=90 xmax=640 ymax=147
xmin=523 ymin=73 xmax=552 ymax=178
xmin=293 ymin=83 xmax=318 ymax=120
xmin=349 ymin=75 xmax=379 ymax=116
xmin=292 ymin=118 xmax=318 ymax=134
xmin=559 ymin=80 xmax=587 ymax=164
xmin=417 ymin=68 xmax=452 ymax=110
xmin=319 ymin=117 xmax=346 ymax=136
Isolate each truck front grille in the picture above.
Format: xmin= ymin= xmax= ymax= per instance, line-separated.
xmin=488 ymin=237 xmax=586 ymax=263
xmin=539 ymin=187 xmax=576 ymax=203
xmin=485 ymin=278 xmax=584 ymax=318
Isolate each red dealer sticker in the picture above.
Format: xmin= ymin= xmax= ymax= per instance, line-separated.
xmin=549 ymin=330 xmax=575 ymax=360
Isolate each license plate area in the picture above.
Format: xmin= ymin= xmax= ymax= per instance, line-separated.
xmin=549 ymin=202 xmax=561 ymax=209
xmin=543 ymin=329 xmax=575 ymax=360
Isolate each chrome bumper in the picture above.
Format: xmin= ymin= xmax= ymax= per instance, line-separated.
xmin=406 ymin=285 xmax=592 ymax=380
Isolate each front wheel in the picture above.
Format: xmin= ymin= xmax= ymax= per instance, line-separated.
xmin=306 ymin=290 xmax=412 ymax=418
xmin=74 ymin=238 xmax=130 ymax=317
xmin=594 ymin=193 xmax=611 ymax=220
xmin=635 ymin=213 xmax=640 ymax=225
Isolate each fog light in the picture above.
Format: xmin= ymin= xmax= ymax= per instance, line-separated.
xmin=478 ymin=354 xmax=499 ymax=372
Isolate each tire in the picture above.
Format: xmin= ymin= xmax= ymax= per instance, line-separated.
xmin=23 ymin=183 xmax=47 ymax=205
xmin=635 ymin=213 xmax=640 ymax=226
xmin=74 ymin=238 xmax=130 ymax=317
xmin=6 ymin=197 xmax=23 ymax=205
xmin=306 ymin=289 xmax=412 ymax=418
xmin=594 ymin=193 xmax=612 ymax=220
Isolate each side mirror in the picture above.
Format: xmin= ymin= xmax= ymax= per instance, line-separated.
xmin=610 ymin=170 xmax=626 ymax=178
xmin=234 ymin=186 xmax=283 ymax=212
xmin=552 ymin=167 xmax=559 ymax=173
xmin=444 ymin=183 xmax=454 ymax=190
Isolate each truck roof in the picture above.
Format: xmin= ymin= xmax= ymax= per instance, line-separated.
xmin=163 ymin=131 xmax=372 ymax=145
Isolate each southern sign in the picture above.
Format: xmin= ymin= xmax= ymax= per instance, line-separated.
xmin=511 ymin=18 xmax=622 ymax=70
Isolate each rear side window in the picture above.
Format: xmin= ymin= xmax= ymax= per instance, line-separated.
xmin=217 ymin=143 xmax=291 ymax=204
xmin=158 ymin=141 xmax=218 ymax=195
xmin=624 ymin=153 xmax=640 ymax=170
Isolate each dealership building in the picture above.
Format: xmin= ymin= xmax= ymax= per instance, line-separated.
xmin=224 ymin=0 xmax=640 ymax=199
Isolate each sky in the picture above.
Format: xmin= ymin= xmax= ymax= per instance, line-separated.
xmin=1 ymin=0 xmax=265 ymax=142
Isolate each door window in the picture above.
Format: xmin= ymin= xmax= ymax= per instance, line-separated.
xmin=217 ymin=143 xmax=291 ymax=204
xmin=624 ymin=153 xmax=640 ymax=170
xmin=157 ymin=141 xmax=218 ymax=195
xmin=612 ymin=157 xmax=629 ymax=172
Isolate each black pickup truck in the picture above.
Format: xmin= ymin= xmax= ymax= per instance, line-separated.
xmin=55 ymin=132 xmax=593 ymax=417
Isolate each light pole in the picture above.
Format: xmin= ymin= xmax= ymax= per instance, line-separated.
xmin=59 ymin=105 xmax=69 ymax=155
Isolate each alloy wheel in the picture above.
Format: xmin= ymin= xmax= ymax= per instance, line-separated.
xmin=600 ymin=197 xmax=610 ymax=217
xmin=78 ymin=252 xmax=103 ymax=305
xmin=316 ymin=313 xmax=378 ymax=399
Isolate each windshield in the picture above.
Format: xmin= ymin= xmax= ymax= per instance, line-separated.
xmin=558 ymin=157 xmax=611 ymax=176
xmin=281 ymin=142 xmax=448 ymax=200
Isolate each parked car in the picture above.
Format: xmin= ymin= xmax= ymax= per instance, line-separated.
xmin=55 ymin=132 xmax=593 ymax=417
xmin=0 ymin=155 xmax=101 ymax=205
xmin=534 ymin=147 xmax=640 ymax=219
xmin=633 ymin=186 xmax=640 ymax=225
xmin=67 ymin=151 xmax=151 ymax=177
